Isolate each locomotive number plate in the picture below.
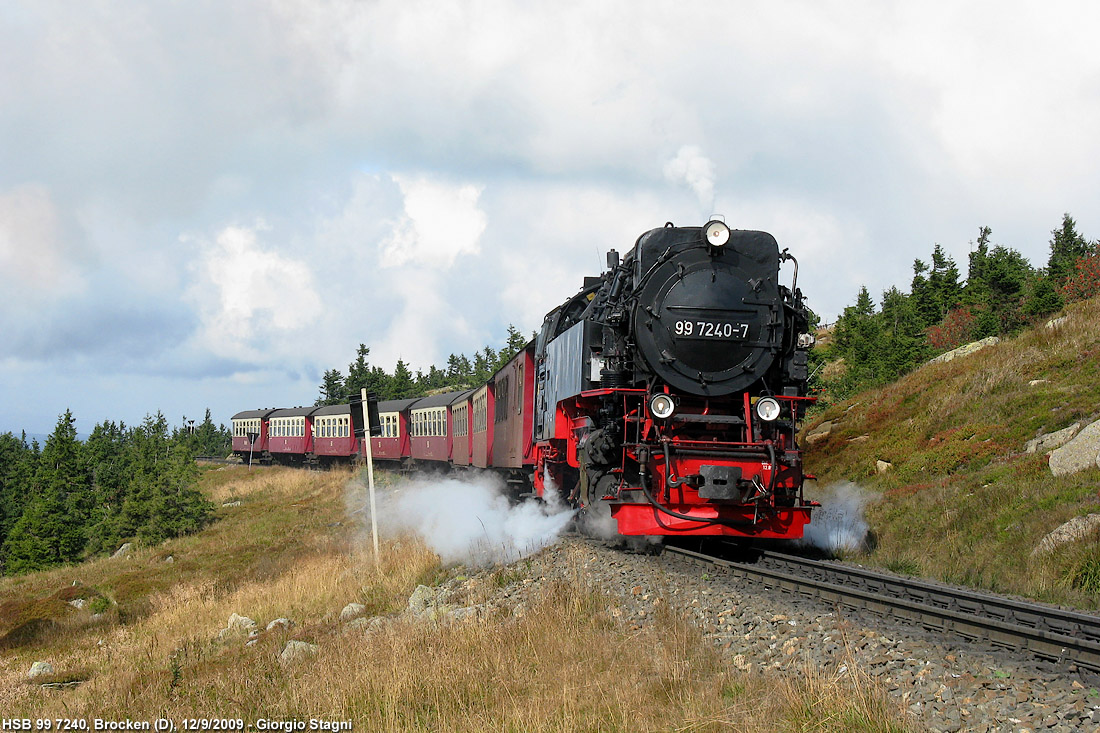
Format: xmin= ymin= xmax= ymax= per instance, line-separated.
xmin=673 ymin=320 xmax=750 ymax=339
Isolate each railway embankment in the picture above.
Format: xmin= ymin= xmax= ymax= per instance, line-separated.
xmin=1 ymin=466 xmax=914 ymax=731
xmin=803 ymin=295 xmax=1100 ymax=609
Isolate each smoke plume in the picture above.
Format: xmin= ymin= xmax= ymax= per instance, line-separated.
xmin=800 ymin=481 xmax=871 ymax=555
xmin=352 ymin=473 xmax=575 ymax=567
xmin=663 ymin=145 xmax=717 ymax=213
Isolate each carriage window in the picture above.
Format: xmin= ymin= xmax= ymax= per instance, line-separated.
xmin=495 ymin=377 xmax=509 ymax=422
xmin=516 ymin=363 xmax=523 ymax=414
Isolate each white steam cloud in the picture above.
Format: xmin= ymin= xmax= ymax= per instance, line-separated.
xmin=663 ymin=145 xmax=717 ymax=213
xmin=800 ymin=481 xmax=871 ymax=555
xmin=360 ymin=473 xmax=575 ymax=567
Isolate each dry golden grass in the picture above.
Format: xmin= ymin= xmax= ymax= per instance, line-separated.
xmin=1 ymin=467 xmax=910 ymax=732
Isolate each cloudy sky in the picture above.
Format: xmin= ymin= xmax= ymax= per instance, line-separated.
xmin=3 ymin=1 xmax=1099 ymax=435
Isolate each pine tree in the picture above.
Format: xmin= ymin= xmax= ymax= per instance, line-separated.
xmin=2 ymin=411 xmax=88 ymax=572
xmin=1047 ymin=213 xmax=1091 ymax=286
xmin=928 ymin=244 xmax=962 ymax=319
xmin=878 ymin=287 xmax=928 ymax=378
xmin=389 ymin=359 xmax=416 ymax=399
xmin=315 ymin=368 xmax=346 ymax=406
xmin=192 ymin=408 xmax=229 ymax=456
xmin=979 ymin=246 xmax=1032 ymax=335
xmin=962 ymin=227 xmax=993 ymax=308
xmin=0 ymin=432 xmax=36 ymax=551
xmin=345 ymin=344 xmax=389 ymax=399
xmin=113 ymin=413 xmax=211 ymax=550
xmin=911 ymin=258 xmax=935 ymax=327
xmin=912 ymin=246 xmax=961 ymax=328
xmin=831 ymin=286 xmax=883 ymax=390
xmin=83 ymin=420 xmax=130 ymax=556
xmin=446 ymin=354 xmax=473 ymax=387
xmin=1023 ymin=274 xmax=1062 ymax=317
xmin=500 ymin=324 xmax=528 ymax=365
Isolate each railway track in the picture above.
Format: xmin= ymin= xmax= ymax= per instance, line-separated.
xmin=664 ymin=544 xmax=1100 ymax=675
xmin=195 ymin=456 xmax=243 ymax=465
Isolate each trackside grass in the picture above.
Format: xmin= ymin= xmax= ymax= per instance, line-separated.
xmin=0 ymin=467 xmax=909 ymax=731
xmin=805 ymin=296 xmax=1100 ymax=608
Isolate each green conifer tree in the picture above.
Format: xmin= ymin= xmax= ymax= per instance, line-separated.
xmin=1047 ymin=213 xmax=1091 ymax=286
xmin=1 ymin=411 xmax=88 ymax=573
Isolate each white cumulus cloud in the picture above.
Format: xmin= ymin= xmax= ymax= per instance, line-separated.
xmin=187 ymin=222 xmax=323 ymax=365
xmin=380 ymin=176 xmax=487 ymax=269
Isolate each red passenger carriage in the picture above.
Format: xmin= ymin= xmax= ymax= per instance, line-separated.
xmin=312 ymin=404 xmax=359 ymax=464
xmin=409 ymin=391 xmax=464 ymax=464
xmin=267 ymin=407 xmax=317 ymax=465
xmin=231 ymin=408 xmax=276 ymax=463
xmin=370 ymin=398 xmax=419 ymax=462
xmin=449 ymin=390 xmax=474 ymax=466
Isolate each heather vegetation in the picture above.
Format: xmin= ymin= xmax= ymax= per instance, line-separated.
xmin=804 ymin=214 xmax=1100 ymax=609
xmin=0 ymin=410 xmax=227 ymax=576
xmin=315 ymin=325 xmax=530 ymax=405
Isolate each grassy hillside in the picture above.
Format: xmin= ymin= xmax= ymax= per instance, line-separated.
xmin=1 ymin=466 xmax=907 ymax=731
xmin=804 ymin=296 xmax=1100 ymax=608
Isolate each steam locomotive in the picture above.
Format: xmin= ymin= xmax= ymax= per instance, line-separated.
xmin=532 ymin=220 xmax=817 ymax=538
xmin=232 ymin=221 xmax=817 ymax=540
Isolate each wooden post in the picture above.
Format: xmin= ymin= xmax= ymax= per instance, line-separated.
xmin=362 ymin=388 xmax=380 ymax=569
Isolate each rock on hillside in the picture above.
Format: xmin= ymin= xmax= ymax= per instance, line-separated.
xmin=926 ymin=336 xmax=1000 ymax=365
xmin=1032 ymin=514 xmax=1100 ymax=556
xmin=1025 ymin=423 xmax=1081 ymax=455
xmin=1048 ymin=419 xmax=1100 ymax=477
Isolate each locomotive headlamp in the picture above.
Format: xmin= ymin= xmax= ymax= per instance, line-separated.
xmin=649 ymin=393 xmax=676 ymax=419
xmin=703 ymin=220 xmax=731 ymax=247
xmin=755 ymin=397 xmax=781 ymax=422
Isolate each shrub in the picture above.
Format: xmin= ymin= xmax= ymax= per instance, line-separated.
xmin=1061 ymin=252 xmax=1100 ymax=304
xmin=926 ymin=307 xmax=977 ymax=351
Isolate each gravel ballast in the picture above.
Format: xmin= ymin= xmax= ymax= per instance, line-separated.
xmin=500 ymin=536 xmax=1100 ymax=733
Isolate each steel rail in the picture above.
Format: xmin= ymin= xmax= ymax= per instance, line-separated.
xmin=664 ymin=545 xmax=1100 ymax=673
xmin=752 ymin=549 xmax=1100 ymax=643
